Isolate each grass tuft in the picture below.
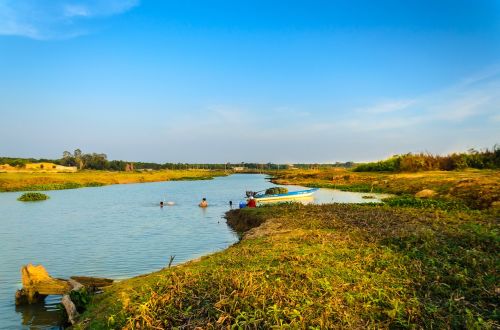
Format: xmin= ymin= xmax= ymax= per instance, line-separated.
xmin=17 ymin=192 xmax=49 ymax=201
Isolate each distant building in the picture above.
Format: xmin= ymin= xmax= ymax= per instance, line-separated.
xmin=232 ymin=166 xmax=246 ymax=172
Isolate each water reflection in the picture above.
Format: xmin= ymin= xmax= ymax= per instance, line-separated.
xmin=15 ymin=296 xmax=63 ymax=329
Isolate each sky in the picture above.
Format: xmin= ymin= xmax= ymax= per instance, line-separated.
xmin=0 ymin=0 xmax=499 ymax=163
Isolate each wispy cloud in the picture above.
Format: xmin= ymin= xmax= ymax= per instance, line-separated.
xmin=0 ymin=0 xmax=139 ymax=39
xmin=356 ymin=99 xmax=415 ymax=114
xmin=338 ymin=66 xmax=500 ymax=132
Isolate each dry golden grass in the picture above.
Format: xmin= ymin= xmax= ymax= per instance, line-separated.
xmin=0 ymin=169 xmax=226 ymax=192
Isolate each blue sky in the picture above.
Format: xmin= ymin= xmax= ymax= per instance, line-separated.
xmin=0 ymin=0 xmax=499 ymax=163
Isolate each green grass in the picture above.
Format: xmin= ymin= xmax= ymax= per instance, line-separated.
xmin=75 ymin=203 xmax=499 ymax=329
xmin=17 ymin=192 xmax=49 ymax=201
xmin=382 ymin=195 xmax=470 ymax=211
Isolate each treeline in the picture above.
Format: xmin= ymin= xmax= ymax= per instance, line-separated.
xmin=1 ymin=149 xmax=356 ymax=171
xmin=353 ymin=146 xmax=500 ymax=172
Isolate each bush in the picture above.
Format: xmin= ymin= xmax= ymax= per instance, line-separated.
xmin=17 ymin=192 xmax=49 ymax=202
xmin=265 ymin=187 xmax=289 ymax=195
xmin=354 ymin=146 xmax=500 ymax=172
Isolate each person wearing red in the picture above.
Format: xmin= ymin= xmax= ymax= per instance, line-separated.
xmin=247 ymin=196 xmax=257 ymax=208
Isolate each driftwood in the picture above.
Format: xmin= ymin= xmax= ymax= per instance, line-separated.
xmin=16 ymin=264 xmax=71 ymax=304
xmin=15 ymin=263 xmax=114 ymax=325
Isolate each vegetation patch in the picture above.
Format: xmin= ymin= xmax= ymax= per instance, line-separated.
xmin=17 ymin=192 xmax=49 ymax=202
xmin=383 ymin=195 xmax=470 ymax=211
xmin=353 ymin=146 xmax=499 ymax=172
xmin=265 ymin=186 xmax=288 ymax=195
xmin=75 ymin=203 xmax=498 ymax=329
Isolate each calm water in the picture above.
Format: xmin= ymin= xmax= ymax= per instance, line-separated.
xmin=0 ymin=174 xmax=389 ymax=329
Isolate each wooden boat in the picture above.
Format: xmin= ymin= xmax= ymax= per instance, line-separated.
xmin=254 ymin=188 xmax=319 ymax=202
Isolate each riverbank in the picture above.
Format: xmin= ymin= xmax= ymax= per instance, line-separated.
xmin=75 ymin=200 xmax=498 ymax=329
xmin=271 ymin=168 xmax=500 ymax=209
xmin=0 ymin=169 xmax=226 ymax=192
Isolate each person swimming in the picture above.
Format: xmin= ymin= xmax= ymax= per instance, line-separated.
xmin=199 ymin=198 xmax=208 ymax=207
xmin=160 ymin=201 xmax=164 ymax=207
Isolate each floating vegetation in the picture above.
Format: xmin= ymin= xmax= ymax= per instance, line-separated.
xmin=17 ymin=192 xmax=49 ymax=202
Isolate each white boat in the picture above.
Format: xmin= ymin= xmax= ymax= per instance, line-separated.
xmin=253 ymin=188 xmax=318 ymax=202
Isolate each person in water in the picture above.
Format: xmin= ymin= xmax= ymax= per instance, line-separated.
xmin=229 ymin=200 xmax=233 ymax=208
xmin=160 ymin=201 xmax=164 ymax=207
xmin=199 ymin=198 xmax=208 ymax=207
xmin=247 ymin=196 xmax=257 ymax=208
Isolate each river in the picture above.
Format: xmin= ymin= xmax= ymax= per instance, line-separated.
xmin=0 ymin=174 xmax=389 ymax=329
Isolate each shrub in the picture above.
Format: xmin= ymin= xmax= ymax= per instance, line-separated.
xmin=17 ymin=192 xmax=49 ymax=202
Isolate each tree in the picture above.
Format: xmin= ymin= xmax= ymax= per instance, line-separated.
xmin=74 ymin=149 xmax=83 ymax=170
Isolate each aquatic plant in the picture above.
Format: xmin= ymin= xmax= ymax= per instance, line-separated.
xmin=17 ymin=192 xmax=49 ymax=201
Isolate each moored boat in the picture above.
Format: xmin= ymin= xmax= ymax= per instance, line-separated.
xmin=253 ymin=188 xmax=319 ymax=202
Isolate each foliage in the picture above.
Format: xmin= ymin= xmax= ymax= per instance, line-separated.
xmin=70 ymin=288 xmax=91 ymax=313
xmin=354 ymin=146 xmax=500 ymax=172
xmin=265 ymin=187 xmax=288 ymax=195
xmin=382 ymin=195 xmax=469 ymax=211
xmin=17 ymin=192 xmax=49 ymax=201
xmin=75 ymin=204 xmax=498 ymax=329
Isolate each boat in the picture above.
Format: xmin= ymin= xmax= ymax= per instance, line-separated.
xmin=252 ymin=188 xmax=319 ymax=202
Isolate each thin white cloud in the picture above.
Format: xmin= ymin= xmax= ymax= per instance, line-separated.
xmin=356 ymin=99 xmax=415 ymax=114
xmin=340 ymin=66 xmax=500 ymax=132
xmin=64 ymin=5 xmax=90 ymax=18
xmin=0 ymin=0 xmax=139 ymax=39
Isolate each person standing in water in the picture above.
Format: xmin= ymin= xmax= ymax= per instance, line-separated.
xmin=247 ymin=196 xmax=257 ymax=208
xmin=199 ymin=198 xmax=208 ymax=207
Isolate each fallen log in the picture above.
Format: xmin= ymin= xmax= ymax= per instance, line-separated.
xmin=16 ymin=264 xmax=71 ymax=304
xmin=15 ymin=264 xmax=114 ymax=325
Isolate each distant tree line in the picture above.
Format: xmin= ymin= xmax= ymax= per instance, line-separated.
xmin=353 ymin=145 xmax=500 ymax=172
xmin=1 ymin=149 xmax=356 ymax=171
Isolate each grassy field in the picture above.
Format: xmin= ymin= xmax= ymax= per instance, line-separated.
xmin=75 ymin=203 xmax=498 ymax=329
xmin=271 ymin=168 xmax=500 ymax=210
xmin=0 ymin=169 xmax=226 ymax=192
